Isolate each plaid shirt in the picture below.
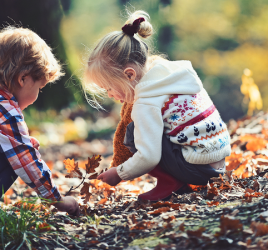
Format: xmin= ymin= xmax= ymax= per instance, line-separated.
xmin=0 ymin=88 xmax=61 ymax=201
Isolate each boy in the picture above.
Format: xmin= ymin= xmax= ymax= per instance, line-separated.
xmin=0 ymin=26 xmax=79 ymax=216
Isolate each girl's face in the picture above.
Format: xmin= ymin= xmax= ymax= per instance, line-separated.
xmin=105 ymin=86 xmax=125 ymax=103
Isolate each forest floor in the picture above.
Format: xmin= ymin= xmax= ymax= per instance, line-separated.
xmin=2 ymin=112 xmax=268 ymax=250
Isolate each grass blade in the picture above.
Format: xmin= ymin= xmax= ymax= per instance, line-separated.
xmin=1 ymin=226 xmax=5 ymax=250
xmin=17 ymin=232 xmax=26 ymax=250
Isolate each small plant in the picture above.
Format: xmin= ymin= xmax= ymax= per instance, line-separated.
xmin=0 ymin=198 xmax=52 ymax=249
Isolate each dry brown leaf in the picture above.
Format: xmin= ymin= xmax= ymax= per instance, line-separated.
xmin=206 ymin=183 xmax=219 ymax=200
xmin=257 ymin=239 xmax=268 ymax=249
xmin=63 ymin=159 xmax=77 ymax=173
xmin=217 ymin=215 xmax=243 ymax=235
xmin=80 ymin=182 xmax=92 ymax=204
xmin=207 ymin=201 xmax=219 ymax=207
xmin=225 ymin=152 xmax=243 ymax=171
xmin=85 ymin=230 xmax=99 ymax=238
xmin=187 ymin=227 xmax=206 ymax=237
xmin=148 ymin=207 xmax=170 ymax=215
xmin=188 ymin=184 xmax=207 ymax=192
xmin=181 ymin=204 xmax=197 ymax=211
xmin=253 ymin=180 xmax=260 ymax=191
xmin=86 ymin=240 xmax=100 ymax=246
xmin=98 ymin=198 xmax=108 ymax=205
xmin=85 ymin=155 xmax=102 ymax=175
xmin=5 ymin=188 xmax=14 ymax=196
xmin=38 ymin=222 xmax=51 ymax=232
xmin=64 ymin=159 xmax=83 ymax=179
xmin=251 ymin=221 xmax=268 ymax=236
xmin=246 ymin=137 xmax=267 ymax=152
xmin=151 ymin=201 xmax=181 ymax=210
xmin=127 ymin=214 xmax=137 ymax=225
xmin=13 ymin=201 xmax=47 ymax=212
xmin=219 ymin=181 xmax=232 ymax=191
xmin=162 ymin=214 xmax=176 ymax=223
xmin=179 ymin=222 xmax=185 ymax=232
xmin=130 ymin=220 xmax=156 ymax=230
xmin=244 ymin=191 xmax=263 ymax=202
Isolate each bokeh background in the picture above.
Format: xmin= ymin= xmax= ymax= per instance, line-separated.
xmin=1 ymin=0 xmax=268 ymax=148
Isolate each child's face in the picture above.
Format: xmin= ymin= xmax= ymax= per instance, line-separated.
xmin=106 ymin=87 xmax=125 ymax=103
xmin=13 ymin=75 xmax=48 ymax=110
xmin=96 ymin=81 xmax=125 ymax=103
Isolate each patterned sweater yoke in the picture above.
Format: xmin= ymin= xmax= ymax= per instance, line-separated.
xmin=162 ymin=88 xmax=231 ymax=164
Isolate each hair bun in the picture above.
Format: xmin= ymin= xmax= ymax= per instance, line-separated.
xmin=122 ymin=17 xmax=145 ymax=37
xmin=124 ymin=10 xmax=153 ymax=39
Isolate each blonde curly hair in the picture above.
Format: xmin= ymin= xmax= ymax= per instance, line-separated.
xmin=0 ymin=26 xmax=64 ymax=92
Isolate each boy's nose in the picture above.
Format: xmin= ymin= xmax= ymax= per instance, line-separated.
xmin=108 ymin=92 xmax=113 ymax=98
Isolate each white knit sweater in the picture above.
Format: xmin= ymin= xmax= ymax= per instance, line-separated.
xmin=116 ymin=60 xmax=231 ymax=180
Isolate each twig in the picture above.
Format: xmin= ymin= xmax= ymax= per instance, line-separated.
xmin=65 ymin=176 xmax=86 ymax=196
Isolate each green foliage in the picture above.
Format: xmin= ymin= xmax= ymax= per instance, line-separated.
xmin=61 ymin=0 xmax=268 ymax=121
xmin=2 ymin=0 xmax=267 ymax=119
xmin=0 ymin=198 xmax=50 ymax=249
xmin=0 ymin=0 xmax=84 ymax=111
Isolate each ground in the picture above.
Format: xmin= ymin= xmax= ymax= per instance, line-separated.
xmin=1 ymin=112 xmax=268 ymax=250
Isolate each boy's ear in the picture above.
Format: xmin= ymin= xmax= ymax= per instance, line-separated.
xmin=17 ymin=73 xmax=26 ymax=87
xmin=124 ymin=68 xmax=136 ymax=82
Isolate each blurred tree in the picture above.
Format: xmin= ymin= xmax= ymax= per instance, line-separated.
xmin=0 ymin=0 xmax=81 ymax=110
xmin=158 ymin=25 xmax=175 ymax=59
xmin=60 ymin=0 xmax=72 ymax=14
xmin=160 ymin=0 xmax=172 ymax=6
xmin=60 ymin=0 xmax=268 ymax=121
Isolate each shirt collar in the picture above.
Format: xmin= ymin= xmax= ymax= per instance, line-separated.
xmin=0 ymin=87 xmax=18 ymax=103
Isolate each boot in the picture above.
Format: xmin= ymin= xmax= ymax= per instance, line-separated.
xmin=138 ymin=164 xmax=187 ymax=202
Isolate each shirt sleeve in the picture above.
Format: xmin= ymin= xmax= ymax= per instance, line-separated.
xmin=0 ymin=113 xmax=61 ymax=201
xmin=116 ymin=103 xmax=164 ymax=180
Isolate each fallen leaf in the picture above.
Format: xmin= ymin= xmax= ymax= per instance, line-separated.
xmin=64 ymin=159 xmax=83 ymax=179
xmin=80 ymin=182 xmax=92 ymax=204
xmin=246 ymin=137 xmax=267 ymax=152
xmin=251 ymin=221 xmax=268 ymax=236
xmin=38 ymin=222 xmax=51 ymax=232
xmin=130 ymin=220 xmax=156 ymax=230
xmin=187 ymin=227 xmax=206 ymax=237
xmin=206 ymin=183 xmax=219 ymax=200
xmin=207 ymin=201 xmax=219 ymax=207
xmin=217 ymin=215 xmax=243 ymax=236
xmin=225 ymin=152 xmax=243 ymax=171
xmin=98 ymin=198 xmax=108 ymax=205
xmin=127 ymin=214 xmax=137 ymax=225
xmin=63 ymin=158 xmax=77 ymax=173
xmin=85 ymin=230 xmax=99 ymax=237
xmin=148 ymin=207 xmax=170 ymax=215
xmin=85 ymin=155 xmax=102 ymax=175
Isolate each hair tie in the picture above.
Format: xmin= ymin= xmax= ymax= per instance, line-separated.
xmin=122 ymin=17 xmax=145 ymax=37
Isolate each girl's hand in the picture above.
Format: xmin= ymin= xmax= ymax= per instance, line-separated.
xmin=97 ymin=167 xmax=122 ymax=186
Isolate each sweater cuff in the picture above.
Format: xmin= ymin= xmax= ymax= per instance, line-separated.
xmin=116 ymin=164 xmax=132 ymax=180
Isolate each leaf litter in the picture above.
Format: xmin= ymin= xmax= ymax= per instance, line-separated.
xmin=2 ymin=112 xmax=268 ymax=249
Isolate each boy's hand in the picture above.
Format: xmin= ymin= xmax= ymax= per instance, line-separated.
xmin=30 ymin=136 xmax=40 ymax=150
xmin=97 ymin=167 xmax=122 ymax=186
xmin=53 ymin=196 xmax=80 ymax=216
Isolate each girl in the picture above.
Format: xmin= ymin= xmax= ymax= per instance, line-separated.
xmin=84 ymin=11 xmax=231 ymax=201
